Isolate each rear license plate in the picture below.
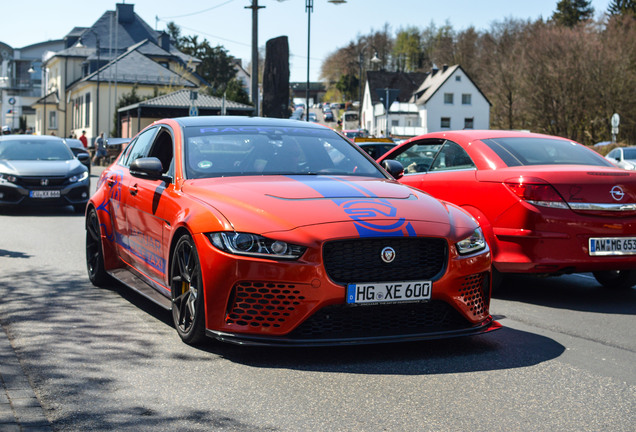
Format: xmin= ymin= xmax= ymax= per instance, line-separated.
xmin=346 ymin=281 xmax=431 ymax=304
xmin=589 ymin=237 xmax=636 ymax=256
xmin=30 ymin=190 xmax=61 ymax=198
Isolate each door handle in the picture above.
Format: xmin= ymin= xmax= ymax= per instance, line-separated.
xmin=106 ymin=178 xmax=116 ymax=187
xmin=129 ymin=184 xmax=138 ymax=196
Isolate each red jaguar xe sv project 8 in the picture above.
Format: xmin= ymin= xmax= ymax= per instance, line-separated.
xmin=85 ymin=117 xmax=498 ymax=346
xmin=378 ymin=130 xmax=636 ymax=289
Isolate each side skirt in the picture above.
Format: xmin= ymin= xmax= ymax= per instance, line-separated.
xmin=108 ymin=268 xmax=172 ymax=309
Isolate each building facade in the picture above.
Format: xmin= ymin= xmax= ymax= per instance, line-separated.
xmin=30 ymin=3 xmax=206 ymax=142
xmin=362 ymin=66 xmax=490 ymax=138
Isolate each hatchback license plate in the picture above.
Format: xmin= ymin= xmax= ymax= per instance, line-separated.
xmin=346 ymin=281 xmax=432 ymax=304
xmin=589 ymin=237 xmax=636 ymax=256
xmin=30 ymin=190 xmax=61 ymax=198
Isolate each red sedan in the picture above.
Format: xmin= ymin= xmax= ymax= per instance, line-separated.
xmin=85 ymin=117 xmax=498 ymax=345
xmin=378 ymin=130 xmax=636 ymax=289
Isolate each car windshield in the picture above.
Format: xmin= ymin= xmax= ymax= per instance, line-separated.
xmin=183 ymin=125 xmax=385 ymax=179
xmin=0 ymin=138 xmax=74 ymax=161
xmin=483 ymin=137 xmax=614 ymax=167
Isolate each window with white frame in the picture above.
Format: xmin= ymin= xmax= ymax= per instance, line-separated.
xmin=48 ymin=111 xmax=57 ymax=130
xmin=464 ymin=117 xmax=474 ymax=129
xmin=441 ymin=117 xmax=451 ymax=128
xmin=455 ymin=75 xmax=461 ymax=82
xmin=462 ymin=94 xmax=472 ymax=105
xmin=444 ymin=93 xmax=454 ymax=104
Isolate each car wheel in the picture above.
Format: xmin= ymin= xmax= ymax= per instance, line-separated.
xmin=85 ymin=208 xmax=111 ymax=287
xmin=171 ymin=234 xmax=206 ymax=345
xmin=592 ymin=270 xmax=636 ymax=289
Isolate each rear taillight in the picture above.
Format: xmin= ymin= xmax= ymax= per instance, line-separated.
xmin=504 ymin=177 xmax=569 ymax=209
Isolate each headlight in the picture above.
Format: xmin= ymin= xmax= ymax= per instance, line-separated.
xmin=208 ymin=232 xmax=306 ymax=260
xmin=456 ymin=227 xmax=486 ymax=255
xmin=69 ymin=171 xmax=89 ymax=183
xmin=0 ymin=173 xmax=17 ymax=183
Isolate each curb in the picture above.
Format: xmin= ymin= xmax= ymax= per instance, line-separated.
xmin=0 ymin=324 xmax=53 ymax=432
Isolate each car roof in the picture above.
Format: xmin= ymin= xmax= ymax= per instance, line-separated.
xmin=413 ymin=129 xmax=570 ymax=142
xmin=159 ymin=116 xmax=330 ymax=130
xmin=0 ymin=134 xmax=65 ymax=142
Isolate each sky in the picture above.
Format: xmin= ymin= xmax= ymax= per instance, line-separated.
xmin=1 ymin=0 xmax=611 ymax=82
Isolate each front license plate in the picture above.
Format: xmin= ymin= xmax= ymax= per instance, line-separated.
xmin=29 ymin=190 xmax=61 ymax=198
xmin=589 ymin=237 xmax=636 ymax=256
xmin=346 ymin=281 xmax=432 ymax=304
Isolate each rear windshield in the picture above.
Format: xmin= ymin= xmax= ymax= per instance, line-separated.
xmin=0 ymin=138 xmax=74 ymax=161
xmin=483 ymin=137 xmax=614 ymax=167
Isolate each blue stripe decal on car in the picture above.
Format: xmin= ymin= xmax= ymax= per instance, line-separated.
xmin=288 ymin=176 xmax=415 ymax=237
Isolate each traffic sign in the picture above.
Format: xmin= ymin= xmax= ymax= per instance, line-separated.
xmin=189 ymin=106 xmax=199 ymax=117
xmin=611 ymin=113 xmax=620 ymax=128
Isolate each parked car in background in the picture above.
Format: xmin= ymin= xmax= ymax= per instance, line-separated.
xmin=342 ymin=129 xmax=369 ymax=140
xmin=323 ymin=111 xmax=334 ymax=122
xmin=378 ymin=130 xmax=636 ymax=289
xmin=355 ymin=137 xmax=397 ymax=159
xmin=308 ymin=112 xmax=318 ymax=122
xmin=0 ymin=135 xmax=90 ymax=212
xmin=605 ymin=146 xmax=636 ymax=170
xmin=86 ymin=116 xmax=498 ymax=346
xmin=64 ymin=138 xmax=91 ymax=174
xmin=341 ymin=111 xmax=359 ymax=130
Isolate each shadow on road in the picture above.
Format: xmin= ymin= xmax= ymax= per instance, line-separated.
xmin=0 ymin=268 xmax=567 ymax=431
xmin=0 ymin=205 xmax=83 ymax=217
xmin=494 ymin=273 xmax=636 ymax=315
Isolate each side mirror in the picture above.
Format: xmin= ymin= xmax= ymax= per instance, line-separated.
xmin=77 ymin=153 xmax=90 ymax=163
xmin=381 ymin=159 xmax=404 ymax=180
xmin=130 ymin=157 xmax=171 ymax=183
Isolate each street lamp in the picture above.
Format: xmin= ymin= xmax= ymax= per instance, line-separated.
xmin=358 ymin=51 xmax=381 ymax=130
xmin=305 ymin=0 xmax=347 ymax=121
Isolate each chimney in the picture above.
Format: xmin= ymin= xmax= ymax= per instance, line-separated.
xmin=116 ymin=3 xmax=134 ymax=24
xmin=431 ymin=65 xmax=439 ymax=76
xmin=158 ymin=32 xmax=170 ymax=51
xmin=442 ymin=64 xmax=448 ymax=73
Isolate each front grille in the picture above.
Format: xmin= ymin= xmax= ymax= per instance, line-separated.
xmin=457 ymin=272 xmax=489 ymax=317
xmin=225 ymin=281 xmax=306 ymax=328
xmin=289 ymin=301 xmax=468 ymax=340
xmin=19 ymin=176 xmax=67 ymax=188
xmin=323 ymin=237 xmax=447 ymax=283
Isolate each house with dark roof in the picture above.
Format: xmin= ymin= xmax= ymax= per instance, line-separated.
xmin=361 ymin=65 xmax=490 ymax=137
xmin=31 ymin=3 xmax=208 ymax=140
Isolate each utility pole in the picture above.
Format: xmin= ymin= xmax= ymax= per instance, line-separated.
xmin=246 ymin=1 xmax=264 ymax=116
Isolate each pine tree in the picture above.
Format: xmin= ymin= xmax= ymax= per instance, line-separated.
xmin=608 ymin=0 xmax=636 ymax=16
xmin=552 ymin=0 xmax=595 ymax=27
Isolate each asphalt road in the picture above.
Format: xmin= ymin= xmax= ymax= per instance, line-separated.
xmin=0 ymin=170 xmax=634 ymax=431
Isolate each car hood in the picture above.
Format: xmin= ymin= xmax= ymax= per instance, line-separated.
xmin=182 ymin=175 xmax=477 ymax=237
xmin=0 ymin=159 xmax=84 ymax=176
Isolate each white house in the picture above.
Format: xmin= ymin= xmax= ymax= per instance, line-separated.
xmin=361 ymin=65 xmax=490 ymax=138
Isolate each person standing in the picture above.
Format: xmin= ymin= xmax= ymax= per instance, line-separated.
xmin=79 ymin=130 xmax=88 ymax=148
xmin=92 ymin=132 xmax=107 ymax=165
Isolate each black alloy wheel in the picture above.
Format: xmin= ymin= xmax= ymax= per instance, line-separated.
xmin=593 ymin=270 xmax=636 ymax=290
xmin=85 ymin=208 xmax=111 ymax=286
xmin=171 ymin=235 xmax=206 ymax=345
